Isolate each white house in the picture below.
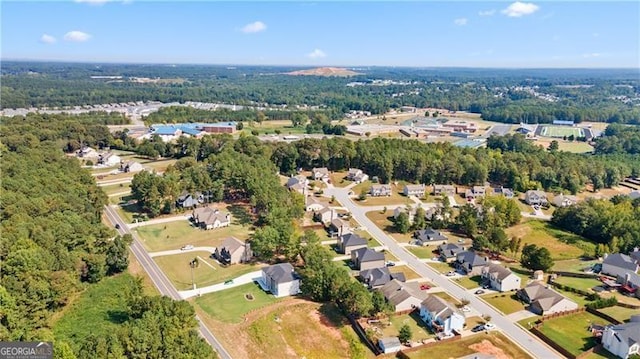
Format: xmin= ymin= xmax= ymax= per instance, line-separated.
xmin=403 ymin=184 xmax=426 ymax=197
xmin=419 ymin=294 xmax=465 ymax=335
xmin=552 ymin=193 xmax=578 ymax=207
xmin=287 ymin=175 xmax=309 ymax=195
xmin=120 ymin=160 xmax=144 ymax=173
xmin=525 ymin=190 xmax=548 ymax=206
xmin=192 ymin=207 xmax=231 ymax=230
xmin=258 ymin=263 xmax=300 ymax=298
xmin=311 ymin=167 xmax=330 ymax=181
xmin=602 ymin=253 xmax=639 ymax=279
xmin=347 ymin=168 xmax=369 ymax=184
xmin=370 ymin=184 xmax=392 ymax=197
xmin=98 ymin=152 xmax=121 ymax=166
xmin=481 ymin=263 xmax=521 ymax=292
xmin=315 ymin=207 xmax=334 ymax=224
xmin=305 ymin=196 xmax=325 ymax=212
xmin=601 ymin=315 xmax=640 ymax=359
xmin=378 ymin=337 xmax=402 ymax=354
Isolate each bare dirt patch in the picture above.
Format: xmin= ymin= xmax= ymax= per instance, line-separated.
xmin=469 ymin=339 xmax=510 ymax=359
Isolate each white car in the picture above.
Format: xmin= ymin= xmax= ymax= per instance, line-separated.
xmin=461 ymin=306 xmax=471 ymax=313
xmin=484 ymin=322 xmax=496 ymax=330
xmin=446 ymin=271 xmax=456 ymax=277
xmin=181 ymin=245 xmax=194 ymax=251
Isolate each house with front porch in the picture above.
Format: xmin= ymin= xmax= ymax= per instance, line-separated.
xmin=370 ymin=184 xmax=392 ymax=197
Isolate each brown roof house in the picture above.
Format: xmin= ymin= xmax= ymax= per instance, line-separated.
xmin=517 ymin=282 xmax=578 ymax=315
xmin=329 ymin=217 xmax=351 ymax=237
xmin=351 ymin=248 xmax=385 ymax=271
xmin=213 ymin=237 xmax=253 ymax=265
xmin=312 ymin=167 xmax=330 ymax=181
xmin=433 ymin=184 xmax=455 ymax=196
xmin=192 ymin=207 xmax=231 ymax=230
xmin=379 ymin=279 xmax=428 ymax=312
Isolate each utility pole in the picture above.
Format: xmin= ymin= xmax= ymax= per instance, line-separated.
xmin=189 ymin=258 xmax=199 ymax=290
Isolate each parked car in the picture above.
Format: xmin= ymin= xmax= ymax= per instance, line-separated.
xmin=484 ymin=322 xmax=496 ymax=330
xmin=420 ymin=284 xmax=431 ymax=291
xmin=385 ymin=261 xmax=396 ymax=267
xmin=461 ymin=306 xmax=471 ymax=313
xmin=471 ymin=324 xmax=485 ymax=332
xmin=446 ymin=271 xmax=456 ymax=277
xmin=181 ymin=245 xmax=194 ymax=251
xmin=474 ymin=289 xmax=485 ymax=295
xmin=224 ymin=279 xmax=233 ymax=285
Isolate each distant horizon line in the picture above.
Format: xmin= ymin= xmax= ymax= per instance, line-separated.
xmin=2 ymin=58 xmax=639 ymax=71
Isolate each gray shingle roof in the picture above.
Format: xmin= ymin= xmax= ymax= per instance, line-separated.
xmin=604 ymin=253 xmax=639 ymax=272
xmin=456 ymin=251 xmax=488 ymax=267
xmin=608 ymin=321 xmax=640 ymax=348
xmin=353 ymin=248 xmax=385 ymax=263
xmin=438 ymin=243 xmax=465 ymax=258
xmin=263 ymin=263 xmax=297 ymax=284
xmin=482 ymin=263 xmax=514 ymax=281
xmin=420 ymin=294 xmax=460 ymax=321
xmin=379 ymin=280 xmax=427 ymax=306
xmin=415 ymin=228 xmax=447 ymax=242
xmin=519 ymin=282 xmax=573 ymax=311
xmin=341 ymin=233 xmax=367 ymax=247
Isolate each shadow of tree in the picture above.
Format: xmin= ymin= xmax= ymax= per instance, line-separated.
xmin=107 ymin=310 xmax=129 ymax=325
xmin=228 ymin=204 xmax=253 ymax=226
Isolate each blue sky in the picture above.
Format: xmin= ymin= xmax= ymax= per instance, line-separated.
xmin=2 ymin=1 xmax=639 ymax=68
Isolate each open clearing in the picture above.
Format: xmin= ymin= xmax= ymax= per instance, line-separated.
xmin=505 ymin=220 xmax=594 ymax=260
xmin=196 ymin=297 xmax=371 ymax=359
xmin=537 ymin=311 xmax=612 ymax=356
xmin=406 ymin=332 xmax=532 ymax=359
xmin=154 ymin=251 xmax=264 ymax=290
xmin=535 ymin=138 xmax=594 ymax=153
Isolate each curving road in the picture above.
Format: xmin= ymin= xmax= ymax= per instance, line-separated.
xmin=324 ymin=186 xmax=562 ymax=359
xmin=104 ymin=205 xmax=232 ymax=359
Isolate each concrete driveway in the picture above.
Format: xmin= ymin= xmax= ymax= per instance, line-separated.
xmin=149 ymin=246 xmax=218 ymax=257
xmin=179 ymin=270 xmax=263 ymax=299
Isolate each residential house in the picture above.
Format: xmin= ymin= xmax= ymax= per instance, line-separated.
xmin=517 ymin=282 xmax=578 ymax=315
xmin=524 ymin=190 xmax=548 ymax=206
xmin=192 ymin=207 xmax=231 ymax=230
xmin=176 ymin=192 xmax=204 ymax=209
xmin=347 ymin=168 xmax=369 ymax=183
xmin=378 ymin=337 xmax=402 ymax=354
xmin=394 ymin=206 xmax=416 ymax=223
xmin=258 ymin=263 xmax=300 ymax=298
xmin=329 ymin=217 xmax=351 ymax=237
xmin=312 ymin=167 xmax=330 ymax=181
xmin=370 ymin=184 xmax=392 ymax=197
xmin=455 ymin=251 xmax=489 ymax=276
xmin=305 ymin=196 xmax=325 ymax=212
xmin=419 ymin=294 xmax=465 ymax=335
xmin=213 ymin=237 xmax=252 ymax=265
xmin=465 ymin=186 xmax=486 ymax=201
xmin=438 ymin=243 xmax=466 ymax=263
xmin=492 ymin=187 xmax=514 ymax=199
xmin=379 ymin=279 xmax=428 ymax=312
xmin=602 ymin=253 xmax=639 ymax=279
xmin=601 ymin=315 xmax=640 ymax=359
xmin=97 ymin=152 xmax=122 ymax=166
xmin=630 ymin=247 xmax=640 ymax=264
xmin=315 ymin=207 xmax=334 ymax=224
xmin=287 ymin=175 xmax=309 ymax=195
xmin=120 ymin=160 xmax=144 ymax=173
xmin=359 ymin=267 xmax=406 ymax=289
xmin=413 ymin=228 xmax=448 ymax=247
xmin=404 ymin=184 xmax=426 ymax=197
xmin=351 ymin=248 xmax=385 ymax=271
xmin=339 ymin=233 xmax=368 ymax=255
xmin=552 ymin=194 xmax=578 ymax=207
xmin=481 ymin=263 xmax=521 ymax=292
xmin=433 ymin=184 xmax=456 ymax=196
xmin=77 ymin=146 xmax=99 ymax=159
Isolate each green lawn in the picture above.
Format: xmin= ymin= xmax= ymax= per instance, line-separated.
xmin=407 ymin=245 xmax=437 ymax=259
xmin=352 ymin=182 xmax=412 ymax=207
xmin=135 ymin=219 xmax=252 ymax=252
xmin=482 ymin=293 xmax=526 ymax=315
xmin=553 ymin=276 xmax=601 ymax=292
xmin=195 ymin=282 xmax=279 ymax=323
xmin=154 ymin=251 xmax=264 ymax=290
xmin=454 ymin=275 xmax=482 ymax=289
xmin=433 ymin=291 xmax=461 ymax=304
xmin=407 ymin=332 xmax=532 ymax=359
xmin=365 ymin=210 xmax=414 ymax=243
xmin=329 ymin=171 xmax=353 ymax=188
xmin=376 ymin=312 xmax=435 ymax=342
xmin=427 ymin=261 xmax=453 ymax=274
xmin=553 ymin=259 xmax=600 ymax=273
xmin=390 ymin=266 xmax=422 ymax=280
xmin=538 ymin=312 xmax=612 ymax=356
xmin=598 ymin=306 xmax=640 ymax=323
xmin=506 ymin=220 xmax=594 ymax=260
xmin=53 ymin=274 xmax=139 ymax=352
xmin=102 ymin=183 xmax=131 ymax=196
xmin=552 ymin=286 xmax=591 ymax=306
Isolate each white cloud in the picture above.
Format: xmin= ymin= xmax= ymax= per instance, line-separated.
xmin=241 ymin=21 xmax=267 ymax=34
xmin=64 ymin=31 xmax=92 ymax=42
xmin=74 ymin=0 xmax=110 ymax=5
xmin=454 ymin=18 xmax=468 ymax=26
xmin=307 ymin=49 xmax=326 ymax=59
xmin=478 ymin=10 xmax=496 ymax=16
xmin=582 ymin=53 xmax=601 ymax=58
xmin=40 ymin=34 xmax=57 ymax=44
xmin=502 ymin=2 xmax=540 ymax=17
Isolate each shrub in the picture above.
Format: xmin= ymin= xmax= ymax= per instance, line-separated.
xmin=586 ymin=297 xmax=617 ymax=309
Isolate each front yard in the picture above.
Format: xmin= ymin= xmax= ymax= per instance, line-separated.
xmin=365 ymin=210 xmax=414 ymax=243
xmin=153 ymin=251 xmax=263 ymax=290
xmin=482 ymin=293 xmax=526 ymax=315
xmin=427 ymin=261 xmax=453 ymax=274
xmin=195 ymin=282 xmax=280 ymax=324
xmin=453 ymin=275 xmax=482 ymax=290
xmin=407 ymin=245 xmax=437 ymax=259
xmin=390 ymin=265 xmax=422 ymax=281
xmin=537 ymin=311 xmax=612 ymax=357
xmin=406 ymin=332 xmax=532 ymax=359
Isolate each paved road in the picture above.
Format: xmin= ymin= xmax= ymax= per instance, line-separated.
xmin=179 ymin=270 xmax=262 ymax=299
xmin=324 ymin=186 xmax=562 ymax=359
xmin=104 ymin=205 xmax=232 ymax=359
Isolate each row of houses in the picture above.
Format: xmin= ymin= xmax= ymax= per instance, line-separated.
xmin=601 ymin=249 xmax=640 ymax=298
xmin=77 ymin=147 xmax=146 ymax=172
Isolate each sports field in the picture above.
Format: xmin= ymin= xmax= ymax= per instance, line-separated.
xmin=539 ymin=125 xmax=585 ymax=138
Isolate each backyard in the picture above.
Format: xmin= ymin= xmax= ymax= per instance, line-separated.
xmin=406 ymin=332 xmax=532 ymax=359
xmin=427 ymin=261 xmax=454 ymax=274
xmin=505 ymin=220 xmax=594 ymax=260
xmin=153 ymin=251 xmax=263 ymax=290
xmin=597 ymin=305 xmax=640 ymax=323
xmin=407 ymin=245 xmax=437 ymax=259
xmin=552 ymin=276 xmax=602 ymax=292
xmin=537 ymin=311 xmax=612 ymax=357
xmin=368 ymin=311 xmax=435 ymax=343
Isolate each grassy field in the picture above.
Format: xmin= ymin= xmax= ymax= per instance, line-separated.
xmin=482 ymin=293 xmax=526 ymax=315
xmin=127 ymin=252 xmax=159 ymax=296
xmin=390 ymin=265 xmax=422 ymax=280
xmin=553 ymin=286 xmax=591 ymax=306
xmin=553 ymin=276 xmax=601 ymax=292
xmin=598 ymin=306 xmax=640 ymax=323
xmin=102 ymin=183 xmax=131 ymax=196
xmin=454 ymin=275 xmax=482 ymax=290
xmin=538 ymin=311 xmax=612 ymax=356
xmin=329 ymin=171 xmax=354 ymax=188
xmin=505 ymin=220 xmax=594 ymax=260
xmin=376 ymin=311 xmax=435 ymax=342
xmin=53 ymin=274 xmax=139 ymax=351
xmin=154 ymin=251 xmax=263 ymax=290
xmin=365 ymin=210 xmax=414 ymax=243
xmin=243 ymin=120 xmax=307 ymax=136
xmin=407 ymin=332 xmax=532 ymax=359
xmin=540 ymin=125 xmax=585 ymax=138
xmin=195 ymin=282 xmax=280 ymax=323
xmin=552 ymin=259 xmax=599 ymax=273
xmin=136 ymin=216 xmax=252 ymax=252
xmin=427 ymin=261 xmax=454 ymax=274
xmin=407 ymin=245 xmax=437 ymax=259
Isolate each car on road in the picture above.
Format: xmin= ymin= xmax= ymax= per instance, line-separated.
xmin=474 ymin=289 xmax=485 ymax=295
xmin=181 ymin=245 xmax=194 ymax=251
xmin=484 ymin=322 xmax=496 ymax=330
xmin=461 ymin=306 xmax=471 ymax=313
xmin=224 ymin=279 xmax=233 ymax=285
xmin=115 ymin=223 xmax=121 ymax=229
xmin=446 ymin=271 xmax=456 ymax=276
xmin=420 ymin=284 xmax=431 ymax=291
xmin=471 ymin=324 xmax=485 ymax=332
